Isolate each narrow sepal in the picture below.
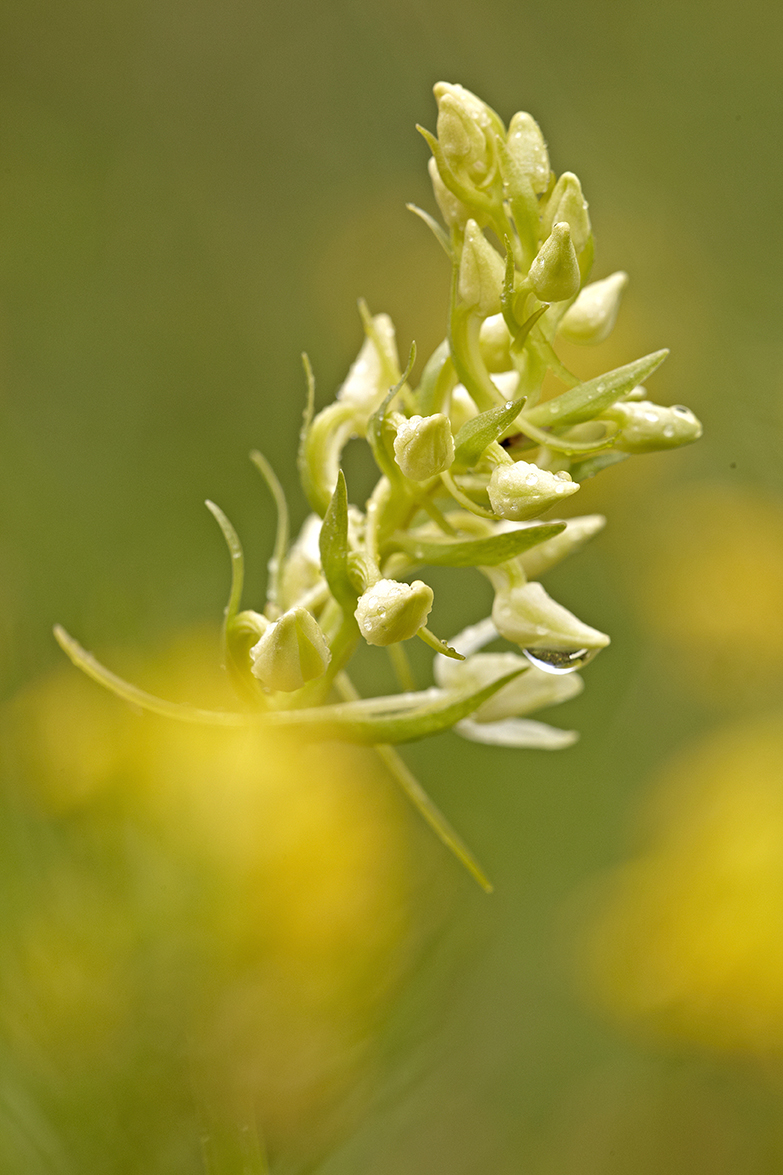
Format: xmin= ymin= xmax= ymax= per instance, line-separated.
xmin=319 ymin=470 xmax=357 ymax=610
xmin=453 ymin=395 xmax=527 ymax=466
xmin=389 ymin=522 xmax=566 ymax=567
xmin=523 ymin=349 xmax=669 ymax=429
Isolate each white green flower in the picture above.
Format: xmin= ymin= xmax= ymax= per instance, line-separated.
xmin=355 ymin=579 xmax=434 ymax=646
xmin=492 ymin=581 xmax=610 ymax=653
xmin=434 ymin=645 xmax=582 ymax=749
xmin=558 ymin=271 xmax=628 ymax=345
xmin=488 ymin=461 xmax=580 ymax=520
xmin=393 ymin=412 xmax=455 ymax=481
xmin=603 ymin=399 xmax=703 ymax=452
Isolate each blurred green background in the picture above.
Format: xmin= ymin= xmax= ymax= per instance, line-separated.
xmin=3 ymin=0 xmax=783 ymax=1171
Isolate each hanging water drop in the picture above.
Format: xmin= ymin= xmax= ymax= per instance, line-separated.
xmin=522 ymin=646 xmax=598 ymax=674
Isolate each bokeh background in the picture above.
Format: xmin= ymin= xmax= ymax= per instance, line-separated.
xmin=3 ymin=0 xmax=783 ymax=1171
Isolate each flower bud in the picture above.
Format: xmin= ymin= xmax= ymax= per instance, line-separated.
xmin=393 ymin=412 xmax=455 ymax=481
xmin=458 ymin=220 xmax=505 ymax=316
xmin=479 ymin=312 xmax=513 ymax=371
xmin=558 ymin=271 xmax=628 ymax=345
xmin=433 ymin=82 xmax=501 ymax=189
xmin=355 ymin=578 xmax=434 ymax=646
xmin=604 ymin=400 xmax=703 ymax=453
xmin=542 ymin=172 xmax=591 ymax=254
xmin=428 ymin=157 xmax=470 ymax=230
xmin=250 ymin=606 xmax=331 ymax=692
xmin=506 ymin=112 xmax=550 ymax=195
xmin=488 ymin=461 xmax=580 ymax=521
xmin=529 ymin=223 xmax=581 ymax=303
xmin=492 ymin=581 xmax=610 ymax=652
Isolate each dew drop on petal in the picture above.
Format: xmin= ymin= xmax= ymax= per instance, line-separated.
xmin=522 ymin=647 xmax=598 ymax=674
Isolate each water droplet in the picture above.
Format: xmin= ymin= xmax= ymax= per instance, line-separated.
xmin=525 ymin=474 xmax=538 ymax=486
xmin=554 ymin=470 xmax=572 ymax=481
xmin=644 ymin=411 xmax=659 ymax=423
xmin=549 ymin=403 xmax=561 ymax=415
xmin=662 ymin=424 xmax=675 ymax=438
xmin=505 ymin=400 xmax=515 ymax=410
xmin=522 ymin=647 xmax=598 ymax=675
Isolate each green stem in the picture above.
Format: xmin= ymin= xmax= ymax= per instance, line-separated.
xmin=440 ymin=471 xmax=497 ymax=519
xmin=334 ymin=672 xmax=493 ymax=893
xmin=387 ymin=642 xmax=416 ymax=692
xmin=449 ymin=303 xmax=501 ymax=413
xmin=249 ymin=450 xmax=289 ymax=610
xmin=376 ymin=745 xmax=494 ymax=893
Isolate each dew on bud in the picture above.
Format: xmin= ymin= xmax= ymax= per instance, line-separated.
xmin=522 ymin=647 xmax=599 ymax=675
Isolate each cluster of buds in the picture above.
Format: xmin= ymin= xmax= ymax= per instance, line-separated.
xmin=56 ymin=84 xmax=701 ymax=889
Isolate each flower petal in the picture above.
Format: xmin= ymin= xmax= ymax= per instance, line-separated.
xmin=453 ymin=717 xmax=579 ymax=749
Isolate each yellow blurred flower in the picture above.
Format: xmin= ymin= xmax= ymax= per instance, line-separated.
xmin=631 ymin=482 xmax=783 ymax=699
xmin=1 ymin=628 xmax=415 ymax=1153
xmin=577 ymin=715 xmax=783 ymax=1058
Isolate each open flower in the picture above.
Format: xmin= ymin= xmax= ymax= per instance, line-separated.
xmin=435 ymin=647 xmax=582 ymax=748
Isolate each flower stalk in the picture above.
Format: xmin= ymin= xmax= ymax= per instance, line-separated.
xmin=55 ymin=83 xmax=701 ymax=888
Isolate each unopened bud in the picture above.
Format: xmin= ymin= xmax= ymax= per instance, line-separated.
xmin=492 ymin=581 xmax=610 ymax=651
xmin=604 ymin=400 xmax=703 ymax=453
xmin=433 ymin=82 xmax=502 ymax=189
xmin=459 ymin=219 xmax=505 ymax=316
xmin=428 ymin=157 xmax=470 ymax=230
xmin=542 ymin=172 xmax=591 ymax=254
xmin=488 ymin=461 xmax=579 ymax=520
xmin=529 ymin=223 xmax=581 ymax=303
xmin=355 ymin=578 xmax=434 ymax=646
xmin=250 ymin=606 xmax=331 ymax=692
xmin=479 ymin=312 xmax=513 ymax=371
xmin=506 ymin=112 xmax=550 ymax=195
xmin=393 ymin=412 xmax=455 ymax=481
xmin=558 ymin=271 xmax=628 ymax=345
